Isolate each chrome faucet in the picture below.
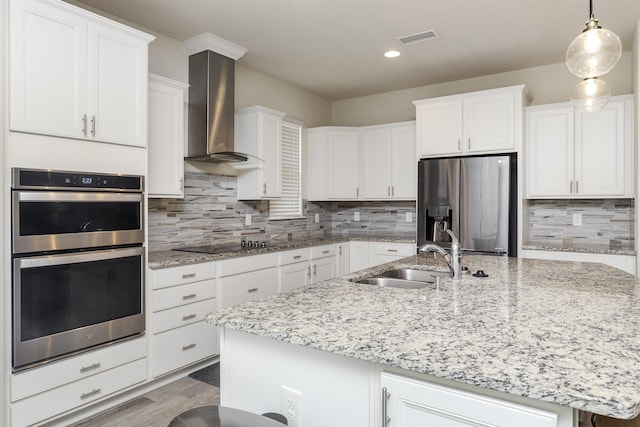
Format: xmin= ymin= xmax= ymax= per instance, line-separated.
xmin=418 ymin=229 xmax=462 ymax=280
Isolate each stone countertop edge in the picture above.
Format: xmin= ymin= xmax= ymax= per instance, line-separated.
xmin=522 ymin=244 xmax=636 ymax=256
xmin=214 ymin=253 xmax=640 ymax=420
xmin=147 ymin=237 xmax=416 ymax=270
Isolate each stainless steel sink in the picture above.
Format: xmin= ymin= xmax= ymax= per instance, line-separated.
xmin=357 ymin=277 xmax=429 ymax=289
xmin=380 ymin=268 xmax=449 ymax=282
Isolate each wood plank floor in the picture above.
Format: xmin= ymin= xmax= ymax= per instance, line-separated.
xmin=72 ymin=376 xmax=219 ymax=427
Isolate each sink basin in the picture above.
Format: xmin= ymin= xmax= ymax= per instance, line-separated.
xmin=380 ymin=268 xmax=449 ymax=282
xmin=357 ymin=277 xmax=429 ymax=289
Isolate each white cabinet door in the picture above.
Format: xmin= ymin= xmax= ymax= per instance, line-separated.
xmin=382 ymin=372 xmax=564 ymax=427
xmin=87 ymin=20 xmax=149 ymax=147
xmin=219 ymin=267 xmax=279 ymax=309
xmin=311 ymin=256 xmax=336 ymax=284
xmin=148 ymin=74 xmax=187 ymax=198
xmin=236 ymin=106 xmax=285 ymax=199
xmin=306 ymin=129 xmax=329 ymax=201
xmin=574 ymin=99 xmax=628 ymax=197
xmin=349 ymin=241 xmax=371 ymax=272
xmin=416 ymin=99 xmax=463 ymax=157
xmin=10 ymin=0 xmax=88 ymax=139
xmin=526 ymin=96 xmax=633 ymax=198
xmin=369 ymin=242 xmax=415 ymax=267
xmin=336 ymin=243 xmax=350 ymax=276
xmin=527 ymin=106 xmax=574 ymax=197
xmin=360 ymin=127 xmax=392 ymax=199
xmin=9 ymin=0 xmax=153 ymax=146
xmin=465 ymin=89 xmax=516 ymax=153
xmin=391 ymin=124 xmax=417 ymax=199
xmin=280 ymin=261 xmax=311 ymax=292
xmin=328 ymin=130 xmax=360 ymax=199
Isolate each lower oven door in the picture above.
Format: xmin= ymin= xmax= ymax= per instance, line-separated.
xmin=12 ymin=246 xmax=145 ymax=371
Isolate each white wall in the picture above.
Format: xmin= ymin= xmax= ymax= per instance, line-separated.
xmin=330 ymin=53 xmax=634 ymax=127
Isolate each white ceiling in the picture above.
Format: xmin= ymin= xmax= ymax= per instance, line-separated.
xmin=70 ymin=0 xmax=640 ymax=101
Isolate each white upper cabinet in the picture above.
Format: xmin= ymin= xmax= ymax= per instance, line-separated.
xmin=235 ymin=106 xmax=286 ymax=200
xmin=148 ymin=74 xmax=188 ymax=198
xmin=414 ymin=85 xmax=527 ymax=158
xmin=527 ymin=95 xmax=633 ymax=198
xmin=9 ymin=0 xmax=154 ymax=147
xmin=307 ymin=122 xmax=416 ymax=201
xmin=360 ymin=123 xmax=416 ymax=200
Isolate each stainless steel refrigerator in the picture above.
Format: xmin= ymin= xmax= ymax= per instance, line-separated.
xmin=417 ymin=155 xmax=516 ymax=256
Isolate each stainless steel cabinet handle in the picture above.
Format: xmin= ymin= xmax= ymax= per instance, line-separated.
xmin=576 ymin=180 xmax=579 ymax=194
xmin=356 ymin=187 xmax=359 ymax=197
xmin=179 ymin=177 xmax=184 ymax=191
xmin=182 ymin=273 xmax=196 ymax=279
xmin=182 ymin=343 xmax=196 ymax=351
xmin=338 ymin=246 xmax=342 ymax=255
xmin=248 ymin=287 xmax=258 ymax=293
xmin=313 ymin=265 xmax=317 ymax=275
xmin=457 ymin=138 xmax=461 ymax=151
xmin=182 ymin=293 xmax=197 ymax=300
xmin=322 ymin=250 xmax=330 ymax=254
xmin=570 ymin=180 xmax=574 ymax=194
xmin=90 ymin=115 xmax=96 ymax=137
xmin=82 ymin=114 xmax=87 ymax=136
xmin=382 ymin=387 xmax=391 ymax=426
xmin=387 ymin=249 xmax=398 ymax=253
xmin=182 ymin=314 xmax=197 ymax=321
xmin=388 ymin=186 xmax=391 ymax=196
xmin=263 ymin=183 xmax=267 ymax=195
xmin=307 ymin=267 xmax=311 ymax=278
xmin=80 ymin=388 xmax=101 ymax=400
xmin=80 ymin=362 xmax=101 ymax=373
xmin=293 ymin=255 xmax=302 ymax=259
xmin=468 ymin=137 xmax=471 ymax=150
xmin=391 ymin=186 xmax=394 ymax=196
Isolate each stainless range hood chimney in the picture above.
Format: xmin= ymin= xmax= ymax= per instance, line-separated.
xmin=183 ymin=33 xmax=248 ymax=163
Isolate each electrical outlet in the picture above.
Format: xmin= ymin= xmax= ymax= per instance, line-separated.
xmin=315 ymin=213 xmax=320 ymax=223
xmin=572 ymin=213 xmax=582 ymax=226
xmin=354 ymin=211 xmax=360 ymax=222
xmin=245 ymin=214 xmax=252 ymax=226
xmin=281 ymin=386 xmax=303 ymax=427
xmin=405 ymin=212 xmax=412 ymax=223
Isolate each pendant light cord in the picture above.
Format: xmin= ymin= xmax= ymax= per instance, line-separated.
xmin=589 ymin=0 xmax=594 ymax=19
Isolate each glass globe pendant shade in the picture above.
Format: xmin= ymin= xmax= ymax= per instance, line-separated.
xmin=571 ymin=77 xmax=611 ymax=112
xmin=566 ymin=17 xmax=622 ymax=78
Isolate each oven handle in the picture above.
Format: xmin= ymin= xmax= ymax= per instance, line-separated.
xmin=16 ymin=191 xmax=143 ymax=203
xmin=16 ymin=246 xmax=144 ymax=269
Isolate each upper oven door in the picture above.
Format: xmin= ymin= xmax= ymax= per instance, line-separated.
xmin=12 ymin=191 xmax=144 ymax=254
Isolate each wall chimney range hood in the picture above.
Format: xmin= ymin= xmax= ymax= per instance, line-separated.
xmin=183 ymin=33 xmax=249 ymax=163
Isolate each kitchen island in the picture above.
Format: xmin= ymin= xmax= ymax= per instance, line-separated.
xmin=213 ymin=253 xmax=640 ymax=426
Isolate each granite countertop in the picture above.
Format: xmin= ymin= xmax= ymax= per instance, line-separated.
xmin=147 ymin=237 xmax=416 ymax=269
xmin=214 ymin=253 xmax=640 ymax=419
xmin=522 ymin=242 xmax=636 ymax=256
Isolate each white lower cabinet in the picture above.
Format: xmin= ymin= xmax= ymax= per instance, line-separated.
xmin=218 ymin=253 xmax=279 ymax=309
xmin=149 ymin=262 xmax=217 ymax=378
xmin=310 ymin=244 xmax=337 ymax=283
xmin=521 ymin=249 xmax=636 ymax=275
xmin=278 ymin=245 xmax=339 ymax=292
xmin=336 ymin=242 xmax=350 ymax=275
xmin=381 ymin=372 xmax=571 ymax=427
xmin=10 ymin=338 xmax=147 ymax=426
xmin=350 ymin=241 xmax=416 ymax=272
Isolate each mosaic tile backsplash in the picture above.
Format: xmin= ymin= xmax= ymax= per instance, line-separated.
xmin=525 ymin=199 xmax=635 ymax=250
xmin=147 ymin=172 xmax=417 ymax=252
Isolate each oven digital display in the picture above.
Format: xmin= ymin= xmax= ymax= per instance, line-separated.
xmin=80 ymin=177 xmax=93 ymax=185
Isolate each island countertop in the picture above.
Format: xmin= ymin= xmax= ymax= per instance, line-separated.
xmin=214 ymin=253 xmax=640 ymax=420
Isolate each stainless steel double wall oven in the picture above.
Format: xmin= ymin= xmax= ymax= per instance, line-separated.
xmin=11 ymin=168 xmax=145 ymax=371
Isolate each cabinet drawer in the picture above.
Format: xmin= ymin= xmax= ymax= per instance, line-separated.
xmin=279 ymin=248 xmax=310 ymax=265
xmin=12 ymin=358 xmax=147 ymax=427
xmin=370 ymin=242 xmax=415 ymax=256
xmin=218 ymin=253 xmax=277 ymax=277
xmin=151 ymin=261 xmax=216 ymax=289
xmin=152 ymin=298 xmax=215 ymax=334
xmin=11 ymin=337 xmax=146 ymax=401
xmin=152 ymin=321 xmax=217 ymax=378
xmin=152 ymin=279 xmax=215 ymax=312
xmin=219 ymin=268 xmax=279 ymax=309
xmin=311 ymin=244 xmax=336 ymax=259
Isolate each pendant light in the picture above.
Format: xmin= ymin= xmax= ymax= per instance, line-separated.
xmin=566 ymin=0 xmax=621 ymax=111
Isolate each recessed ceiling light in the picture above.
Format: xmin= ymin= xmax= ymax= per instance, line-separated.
xmin=384 ymin=50 xmax=401 ymax=58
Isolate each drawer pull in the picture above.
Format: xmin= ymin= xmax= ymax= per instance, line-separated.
xmin=182 ymin=314 xmax=197 ymax=321
xmin=182 ymin=273 xmax=197 ymax=279
xmin=80 ymin=388 xmax=102 ymax=400
xmin=247 ymin=288 xmax=258 ymax=293
xmin=182 ymin=343 xmax=197 ymax=351
xmin=387 ymin=249 xmax=398 ymax=253
xmin=293 ymin=255 xmax=302 ymax=259
xmin=182 ymin=293 xmax=197 ymax=300
xmin=322 ymin=250 xmax=330 ymax=254
xmin=79 ymin=362 xmax=101 ymax=373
